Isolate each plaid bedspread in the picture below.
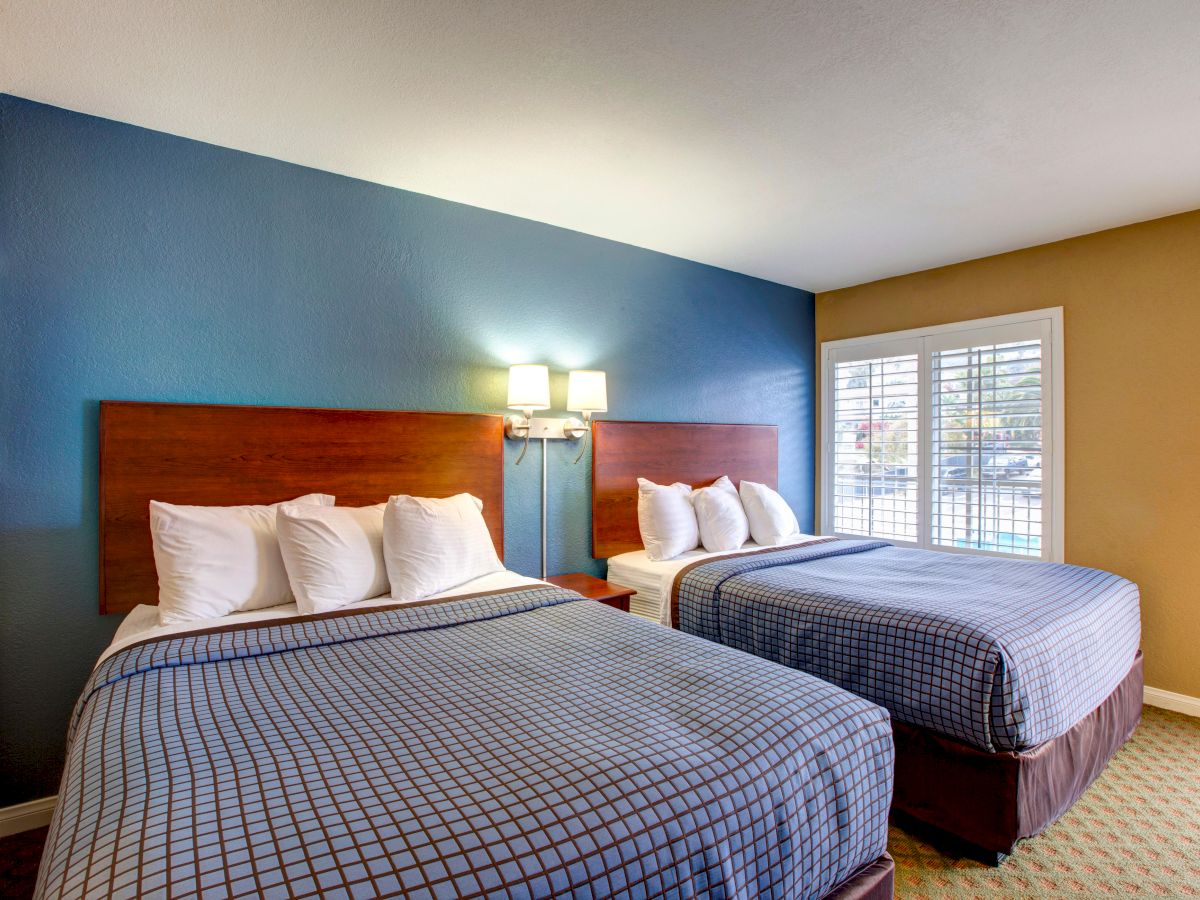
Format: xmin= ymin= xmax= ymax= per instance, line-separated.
xmin=674 ymin=541 xmax=1141 ymax=753
xmin=38 ymin=586 xmax=893 ymax=900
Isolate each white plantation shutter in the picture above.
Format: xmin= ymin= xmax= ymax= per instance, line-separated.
xmin=928 ymin=323 xmax=1048 ymax=557
xmin=822 ymin=311 xmax=1061 ymax=561
xmin=831 ymin=350 xmax=920 ymax=541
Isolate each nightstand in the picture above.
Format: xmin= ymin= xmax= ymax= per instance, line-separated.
xmin=545 ymin=573 xmax=636 ymax=612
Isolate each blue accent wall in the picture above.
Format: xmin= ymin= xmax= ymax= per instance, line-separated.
xmin=0 ymin=94 xmax=815 ymax=804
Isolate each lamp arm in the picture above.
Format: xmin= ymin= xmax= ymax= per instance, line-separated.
xmin=515 ymin=420 xmax=531 ymax=465
xmin=506 ymin=410 xmax=533 ymax=465
xmin=572 ymin=412 xmax=593 ymax=465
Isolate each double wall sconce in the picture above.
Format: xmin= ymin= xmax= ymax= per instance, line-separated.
xmin=503 ymin=364 xmax=608 ymax=578
xmin=504 ymin=365 xmax=608 ymax=465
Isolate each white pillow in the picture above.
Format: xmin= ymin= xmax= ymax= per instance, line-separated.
xmin=276 ymin=502 xmax=389 ymax=615
xmin=637 ymin=478 xmax=700 ymax=561
xmin=150 ymin=493 xmax=335 ymax=625
xmin=692 ymin=476 xmax=750 ymax=552
xmin=739 ymin=480 xmax=805 ymax=545
xmin=383 ymin=493 xmax=503 ymax=602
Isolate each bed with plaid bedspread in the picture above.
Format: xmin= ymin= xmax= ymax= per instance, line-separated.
xmin=673 ymin=540 xmax=1141 ymax=753
xmin=37 ymin=586 xmax=893 ymax=900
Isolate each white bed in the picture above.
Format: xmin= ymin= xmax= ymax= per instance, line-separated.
xmin=104 ymin=569 xmax=544 ymax=664
xmin=608 ymin=540 xmax=815 ymax=626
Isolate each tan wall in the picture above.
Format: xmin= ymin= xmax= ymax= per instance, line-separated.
xmin=816 ymin=209 xmax=1200 ymax=699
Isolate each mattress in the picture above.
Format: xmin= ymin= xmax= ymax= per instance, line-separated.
xmin=609 ymin=541 xmax=813 ymax=625
xmin=40 ymin=583 xmax=894 ymax=899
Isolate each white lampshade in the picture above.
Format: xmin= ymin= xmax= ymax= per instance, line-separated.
xmin=507 ymin=364 xmax=551 ymax=411
xmin=567 ymin=370 xmax=608 ymax=413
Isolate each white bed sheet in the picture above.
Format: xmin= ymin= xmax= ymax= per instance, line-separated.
xmin=103 ymin=570 xmax=545 ymax=666
xmin=608 ymin=539 xmax=818 ymax=626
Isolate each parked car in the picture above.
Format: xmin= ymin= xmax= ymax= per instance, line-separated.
xmin=938 ymin=454 xmax=1040 ymax=481
xmin=938 ymin=454 xmax=990 ymax=480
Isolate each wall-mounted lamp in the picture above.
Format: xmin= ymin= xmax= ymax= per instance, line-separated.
xmin=504 ymin=364 xmax=585 ymax=465
xmin=504 ymin=364 xmax=552 ymax=465
xmin=566 ymin=370 xmax=607 ymax=464
xmin=503 ymin=364 xmax=608 ymax=577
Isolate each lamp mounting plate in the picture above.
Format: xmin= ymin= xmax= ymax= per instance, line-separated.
xmin=505 ymin=415 xmax=584 ymax=441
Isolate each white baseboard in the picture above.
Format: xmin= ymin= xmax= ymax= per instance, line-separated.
xmin=0 ymin=795 xmax=57 ymax=838
xmin=1145 ymin=686 xmax=1200 ymax=718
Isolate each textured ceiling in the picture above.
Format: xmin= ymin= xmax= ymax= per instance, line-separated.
xmin=4 ymin=0 xmax=1200 ymax=291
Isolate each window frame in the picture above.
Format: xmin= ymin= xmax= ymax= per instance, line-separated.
xmin=820 ymin=307 xmax=1065 ymax=563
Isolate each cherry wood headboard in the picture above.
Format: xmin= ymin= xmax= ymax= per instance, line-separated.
xmin=591 ymin=420 xmax=779 ymax=558
xmin=99 ymin=401 xmax=505 ymax=614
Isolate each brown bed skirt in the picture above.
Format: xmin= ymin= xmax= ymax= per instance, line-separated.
xmin=891 ymin=651 xmax=1144 ymax=855
xmin=825 ymin=853 xmax=894 ymax=899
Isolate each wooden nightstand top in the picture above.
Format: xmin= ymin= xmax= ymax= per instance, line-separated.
xmin=545 ymin=573 xmax=636 ymax=610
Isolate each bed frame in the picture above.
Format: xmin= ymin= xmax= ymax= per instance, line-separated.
xmin=98 ymin=401 xmax=505 ymax=615
xmin=591 ymin=418 xmax=1143 ymax=861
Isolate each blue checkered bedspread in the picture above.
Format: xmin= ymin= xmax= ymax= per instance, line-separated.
xmin=38 ymin=586 xmax=893 ymax=899
xmin=674 ymin=541 xmax=1141 ymax=753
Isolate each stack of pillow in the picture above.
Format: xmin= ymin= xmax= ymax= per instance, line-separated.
xmin=637 ymin=476 xmax=811 ymax=561
xmin=149 ymin=492 xmax=503 ymax=625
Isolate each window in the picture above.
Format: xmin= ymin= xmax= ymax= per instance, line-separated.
xmin=831 ymin=351 xmax=919 ymax=542
xmin=821 ymin=309 xmax=1063 ymax=561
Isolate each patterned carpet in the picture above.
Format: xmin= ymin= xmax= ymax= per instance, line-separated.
xmin=890 ymin=705 xmax=1200 ymax=897
xmin=1 ymin=706 xmax=1196 ymax=898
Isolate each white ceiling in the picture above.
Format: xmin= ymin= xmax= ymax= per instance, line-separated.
xmin=4 ymin=0 xmax=1200 ymax=292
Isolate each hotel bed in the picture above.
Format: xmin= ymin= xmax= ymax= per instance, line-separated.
xmin=36 ymin=402 xmax=896 ymax=900
xmin=593 ymin=420 xmax=1143 ymax=860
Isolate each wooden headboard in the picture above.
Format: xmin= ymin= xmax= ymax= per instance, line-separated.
xmin=591 ymin=420 xmax=779 ymax=558
xmin=99 ymin=401 xmax=505 ymax=614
